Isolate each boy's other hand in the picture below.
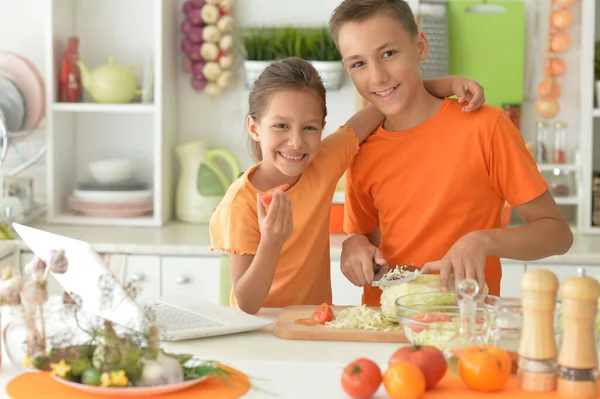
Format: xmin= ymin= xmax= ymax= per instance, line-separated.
xmin=421 ymin=231 xmax=487 ymax=293
xmin=452 ymin=77 xmax=485 ymax=113
xmin=341 ymin=235 xmax=388 ymax=286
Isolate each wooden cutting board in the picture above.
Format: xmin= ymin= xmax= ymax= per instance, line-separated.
xmin=273 ymin=305 xmax=408 ymax=343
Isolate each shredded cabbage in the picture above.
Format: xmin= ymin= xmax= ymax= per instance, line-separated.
xmin=325 ymin=305 xmax=402 ymax=332
xmin=402 ymin=321 xmax=458 ymax=349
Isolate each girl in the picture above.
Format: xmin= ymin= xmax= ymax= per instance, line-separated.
xmin=210 ymin=57 xmax=485 ymax=314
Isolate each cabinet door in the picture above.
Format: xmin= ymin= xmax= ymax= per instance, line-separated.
xmin=330 ymin=259 xmax=363 ymax=306
xmin=161 ymin=256 xmax=221 ymax=305
xmin=124 ymin=255 xmax=160 ymax=300
xmin=499 ymin=261 xmax=526 ymax=298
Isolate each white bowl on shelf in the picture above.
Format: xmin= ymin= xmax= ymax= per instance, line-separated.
xmin=88 ymin=159 xmax=134 ymax=183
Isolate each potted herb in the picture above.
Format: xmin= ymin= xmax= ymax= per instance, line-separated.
xmin=241 ymin=27 xmax=345 ymax=90
xmin=305 ymin=27 xmax=344 ymax=90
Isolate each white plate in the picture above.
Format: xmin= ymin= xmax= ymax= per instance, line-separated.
xmin=50 ymin=374 xmax=209 ymax=397
xmin=73 ymin=189 xmax=153 ymax=203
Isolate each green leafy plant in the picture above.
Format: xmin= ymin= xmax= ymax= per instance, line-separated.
xmin=241 ymin=26 xmax=341 ymax=61
xmin=595 ymin=40 xmax=600 ymax=81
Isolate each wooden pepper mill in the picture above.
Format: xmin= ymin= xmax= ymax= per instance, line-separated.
xmin=518 ymin=268 xmax=559 ymax=391
xmin=557 ymin=267 xmax=600 ymax=399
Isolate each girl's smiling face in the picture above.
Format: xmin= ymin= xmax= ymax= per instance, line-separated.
xmin=247 ymin=88 xmax=325 ymax=179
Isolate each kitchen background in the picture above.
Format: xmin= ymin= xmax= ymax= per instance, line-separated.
xmin=0 ymin=0 xmax=597 ymax=233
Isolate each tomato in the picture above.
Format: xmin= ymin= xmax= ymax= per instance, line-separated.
xmin=311 ymin=303 xmax=334 ymax=324
xmin=258 ymin=184 xmax=290 ymax=207
xmin=458 ymin=344 xmax=511 ymax=392
xmin=388 ymin=345 xmax=447 ymax=389
xmin=341 ymin=358 xmax=382 ymax=399
xmin=383 ymin=362 xmax=426 ymax=399
xmin=408 ymin=312 xmax=452 ymax=333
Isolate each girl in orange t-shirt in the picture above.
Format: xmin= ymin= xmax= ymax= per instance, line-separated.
xmin=209 ymin=56 xmax=485 ymax=314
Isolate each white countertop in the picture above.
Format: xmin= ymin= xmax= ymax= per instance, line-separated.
xmin=6 ymin=219 xmax=600 ymax=266
xmin=0 ymin=308 xmax=401 ymax=398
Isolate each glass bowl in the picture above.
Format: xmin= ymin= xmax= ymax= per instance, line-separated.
xmin=394 ymin=291 xmax=490 ymax=350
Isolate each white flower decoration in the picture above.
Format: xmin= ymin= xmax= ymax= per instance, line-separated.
xmin=202 ymin=25 xmax=222 ymax=43
xmin=200 ymin=42 xmax=219 ymax=61
xmin=200 ymin=4 xmax=220 ymax=24
xmin=203 ymin=62 xmax=222 ymax=81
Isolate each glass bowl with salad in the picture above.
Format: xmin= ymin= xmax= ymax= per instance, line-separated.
xmin=394 ymin=291 xmax=490 ymax=350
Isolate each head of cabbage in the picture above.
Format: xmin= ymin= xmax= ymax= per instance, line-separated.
xmin=379 ymin=274 xmax=489 ymax=322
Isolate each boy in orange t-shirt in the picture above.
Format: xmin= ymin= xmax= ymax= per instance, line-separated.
xmin=328 ymin=0 xmax=574 ymax=306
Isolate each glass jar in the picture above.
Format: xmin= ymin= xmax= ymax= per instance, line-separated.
xmin=488 ymin=297 xmax=522 ymax=375
xmin=549 ymin=168 xmax=572 ymax=197
xmin=502 ymin=103 xmax=521 ymax=130
xmin=553 ymin=122 xmax=567 ymax=164
xmin=535 ymin=121 xmax=551 ymax=163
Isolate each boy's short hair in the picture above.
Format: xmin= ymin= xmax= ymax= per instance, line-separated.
xmin=329 ymin=0 xmax=419 ymax=47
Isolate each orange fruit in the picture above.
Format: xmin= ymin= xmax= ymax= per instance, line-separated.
xmin=383 ymin=362 xmax=426 ymax=399
xmin=458 ymin=344 xmax=511 ymax=392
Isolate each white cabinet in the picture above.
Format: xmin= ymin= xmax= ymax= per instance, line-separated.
xmin=160 ymin=256 xmax=222 ymax=305
xmin=44 ymin=0 xmax=178 ymax=227
xmin=124 ymin=255 xmax=161 ymax=300
xmin=499 ymin=261 xmax=526 ymax=298
xmin=330 ymin=259 xmax=363 ymax=306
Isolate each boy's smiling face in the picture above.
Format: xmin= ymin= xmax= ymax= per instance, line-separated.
xmin=338 ymin=12 xmax=429 ymax=117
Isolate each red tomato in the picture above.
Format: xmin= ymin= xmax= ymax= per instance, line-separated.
xmin=258 ymin=183 xmax=290 ymax=207
xmin=311 ymin=303 xmax=334 ymax=324
xmin=388 ymin=345 xmax=447 ymax=389
xmin=341 ymin=358 xmax=382 ymax=399
xmin=408 ymin=312 xmax=451 ymax=333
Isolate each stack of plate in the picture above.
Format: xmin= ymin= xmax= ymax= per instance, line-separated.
xmin=68 ymin=180 xmax=153 ymax=218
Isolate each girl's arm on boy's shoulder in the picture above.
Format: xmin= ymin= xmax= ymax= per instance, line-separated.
xmin=423 ymin=76 xmax=485 ymax=112
xmin=344 ymin=103 xmax=385 ymax=144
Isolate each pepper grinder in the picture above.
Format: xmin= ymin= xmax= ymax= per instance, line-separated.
xmin=518 ymin=268 xmax=559 ymax=391
xmin=557 ymin=267 xmax=600 ymax=399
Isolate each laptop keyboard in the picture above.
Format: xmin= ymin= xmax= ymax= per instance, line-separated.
xmin=144 ymin=302 xmax=223 ymax=332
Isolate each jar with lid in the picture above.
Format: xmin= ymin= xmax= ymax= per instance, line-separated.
xmin=488 ymin=297 xmax=522 ymax=375
xmin=535 ymin=121 xmax=551 ymax=163
xmin=503 ymin=103 xmax=521 ymax=130
xmin=553 ymin=122 xmax=567 ymax=164
xmin=549 ymin=168 xmax=572 ymax=197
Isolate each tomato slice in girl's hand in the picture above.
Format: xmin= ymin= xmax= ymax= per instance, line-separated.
xmin=311 ymin=303 xmax=334 ymax=324
xmin=258 ymin=183 xmax=291 ymax=207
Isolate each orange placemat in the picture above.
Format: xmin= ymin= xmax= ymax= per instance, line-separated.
xmin=6 ymin=365 xmax=249 ymax=399
xmin=427 ymin=373 xmax=600 ymax=398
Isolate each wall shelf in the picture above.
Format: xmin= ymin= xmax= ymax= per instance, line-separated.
xmin=52 ymin=102 xmax=156 ymax=113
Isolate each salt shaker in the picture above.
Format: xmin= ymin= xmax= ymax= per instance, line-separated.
xmin=518 ymin=269 xmax=559 ymax=391
xmin=557 ymin=268 xmax=600 ymax=399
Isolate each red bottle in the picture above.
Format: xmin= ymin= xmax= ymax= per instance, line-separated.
xmin=58 ymin=36 xmax=82 ymax=102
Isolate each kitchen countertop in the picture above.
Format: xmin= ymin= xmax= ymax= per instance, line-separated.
xmin=4 ymin=219 xmax=600 ymax=265
xmin=0 ymin=308 xmax=401 ymax=398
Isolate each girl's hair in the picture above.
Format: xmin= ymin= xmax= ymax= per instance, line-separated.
xmin=247 ymin=57 xmax=327 ymax=161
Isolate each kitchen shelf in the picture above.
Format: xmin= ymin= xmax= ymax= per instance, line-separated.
xmin=53 ymin=103 xmax=156 ymax=113
xmin=554 ymin=196 xmax=580 ymax=205
xmin=48 ymin=213 xmax=158 ymax=227
xmin=537 ymin=163 xmax=577 ymax=173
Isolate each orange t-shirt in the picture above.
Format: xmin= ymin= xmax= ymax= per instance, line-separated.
xmin=343 ymin=98 xmax=549 ymax=306
xmin=210 ymin=126 xmax=359 ymax=308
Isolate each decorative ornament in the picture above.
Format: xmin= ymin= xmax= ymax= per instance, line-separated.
xmin=536 ymin=0 xmax=578 ymax=119
xmin=180 ymin=0 xmax=235 ymax=96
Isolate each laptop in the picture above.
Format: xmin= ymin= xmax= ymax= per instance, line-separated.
xmin=13 ymin=223 xmax=273 ymax=341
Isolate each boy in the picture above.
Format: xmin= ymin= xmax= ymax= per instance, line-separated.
xmin=328 ymin=0 xmax=573 ymax=305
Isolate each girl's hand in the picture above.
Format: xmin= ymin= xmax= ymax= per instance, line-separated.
xmin=257 ymin=190 xmax=293 ymax=248
xmin=452 ymin=77 xmax=485 ymax=112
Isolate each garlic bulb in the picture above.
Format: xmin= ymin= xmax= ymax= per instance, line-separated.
xmin=135 ymin=353 xmax=184 ymax=387
xmin=218 ymin=53 xmax=233 ymax=69
xmin=22 ymin=279 xmax=48 ymax=307
xmin=202 ymin=25 xmax=222 ymax=43
xmin=205 ymin=0 xmax=221 ymax=4
xmin=200 ymin=4 xmax=219 ymax=24
xmin=205 ymin=82 xmax=223 ymax=96
xmin=47 ymin=249 xmax=69 ymax=274
xmin=217 ymin=15 xmax=233 ymax=33
xmin=0 ymin=271 xmax=23 ymax=306
xmin=203 ymin=62 xmax=222 ymax=81
xmin=200 ymin=42 xmax=219 ymax=61
xmin=217 ymin=70 xmax=233 ymax=88
xmin=219 ymin=34 xmax=233 ymax=52
xmin=220 ymin=0 xmax=232 ymax=13
xmin=24 ymin=257 xmax=46 ymax=280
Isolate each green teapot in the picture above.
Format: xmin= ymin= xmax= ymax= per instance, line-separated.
xmin=77 ymin=56 xmax=143 ymax=103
